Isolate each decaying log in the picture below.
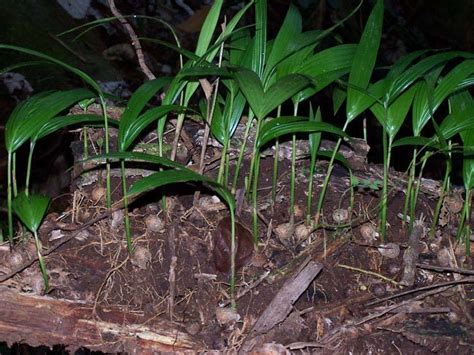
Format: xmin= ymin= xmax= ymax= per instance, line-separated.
xmin=0 ymin=286 xmax=203 ymax=352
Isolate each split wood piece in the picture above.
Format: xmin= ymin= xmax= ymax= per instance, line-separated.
xmin=0 ymin=286 xmax=203 ymax=353
xmin=241 ymin=260 xmax=323 ymax=352
xmin=400 ymin=219 xmax=424 ymax=286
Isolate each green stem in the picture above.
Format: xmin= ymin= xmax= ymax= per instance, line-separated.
xmin=232 ymin=110 xmax=254 ymax=194
xmin=99 ymin=97 xmax=111 ymax=209
xmin=252 ymin=153 xmax=260 ymax=242
xmin=403 ymin=149 xmax=417 ymax=227
xmin=12 ymin=152 xmax=17 ymax=197
xmin=83 ymin=127 xmax=89 ymax=160
xmin=457 ymin=187 xmax=471 ymax=255
xmin=25 ymin=141 xmax=36 ymax=197
xmin=34 ymin=230 xmax=49 ymax=292
xmin=217 ymin=91 xmax=233 ymax=185
xmin=217 ymin=139 xmax=229 ymax=185
xmin=271 ymin=139 xmax=279 ymax=215
xmin=271 ymin=106 xmax=282 ymax=215
xmin=7 ymin=151 xmax=13 ymax=241
xmin=464 ymin=188 xmax=472 ymax=256
xmin=314 ymin=121 xmax=349 ymax=226
xmin=224 ymin=146 xmax=230 ymax=186
xmin=289 ymin=102 xmax=299 ymax=226
xmin=379 ymin=132 xmax=390 ymax=241
xmin=290 ymin=134 xmax=296 ymax=226
xmin=429 ymin=158 xmax=451 ymax=239
xmin=306 ymin=144 xmax=317 ymax=225
xmin=120 ymin=160 xmax=133 ymax=253
xmin=229 ymin=207 xmax=236 ymax=310
xmin=410 ymin=152 xmax=430 ymax=230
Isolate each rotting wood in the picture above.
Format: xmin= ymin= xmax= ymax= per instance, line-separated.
xmin=241 ymin=260 xmax=323 ymax=351
xmin=0 ymin=286 xmax=203 ymax=353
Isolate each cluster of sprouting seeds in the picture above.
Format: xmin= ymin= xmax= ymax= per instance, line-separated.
xmin=1 ymin=0 xmax=473 ymax=307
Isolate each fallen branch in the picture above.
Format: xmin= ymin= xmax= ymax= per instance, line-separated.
xmin=107 ymin=0 xmax=156 ymax=80
xmin=366 ymin=277 xmax=474 ymax=306
xmin=416 ymin=263 xmax=474 ymax=276
xmin=0 ymin=286 xmax=202 ymax=352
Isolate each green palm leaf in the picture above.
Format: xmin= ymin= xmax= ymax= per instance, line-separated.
xmin=257 ymin=116 xmax=347 ymax=149
xmin=264 ymin=3 xmax=301 ymax=79
xmin=233 ymin=69 xmax=311 ymax=119
xmin=120 ymin=105 xmax=184 ymax=151
xmin=5 ymin=89 xmax=94 ymax=152
xmin=12 ymin=191 xmax=50 ymax=233
xmin=413 ymin=60 xmax=474 ymax=135
xmin=346 ymin=0 xmax=383 ymax=122
xmin=34 ymin=114 xmax=113 ymax=141
xmin=0 ymin=45 xmax=104 ymax=97
xmin=386 ymin=51 xmax=470 ymax=103
xmin=371 ymin=85 xmax=416 ymax=140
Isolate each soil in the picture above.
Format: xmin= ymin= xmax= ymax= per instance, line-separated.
xmin=0 ymin=121 xmax=473 ymax=354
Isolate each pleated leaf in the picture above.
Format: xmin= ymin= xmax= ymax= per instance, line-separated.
xmin=257 ymin=116 xmax=347 ymax=149
xmin=264 ymin=4 xmax=302 ymax=79
xmin=371 ymin=85 xmax=416 ymax=140
xmin=120 ymin=105 xmax=184 ymax=151
xmin=309 ymin=106 xmax=323 ymax=170
xmin=413 ymin=60 xmax=474 ymax=135
xmin=5 ymin=89 xmax=94 ymax=152
xmin=439 ymin=107 xmax=474 ymax=140
xmin=233 ymin=69 xmax=311 ymax=119
xmin=12 ymin=191 xmax=50 ymax=233
xmin=253 ymin=0 xmax=267 ymax=77
xmin=346 ymin=0 xmax=383 ymax=122
xmin=211 ymin=91 xmax=246 ymax=145
xmin=0 ymin=45 xmax=104 ymax=96
xmin=392 ymin=136 xmax=438 ymax=149
xmin=34 ymin=114 xmax=114 ymax=141
xmin=85 ymin=151 xmax=185 ymax=170
xmin=448 ymin=91 xmax=474 ymax=188
xmin=386 ymin=51 xmax=466 ymax=103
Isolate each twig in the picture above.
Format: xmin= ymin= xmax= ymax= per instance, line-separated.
xmin=107 ymin=0 xmax=156 ymax=80
xmin=337 ymin=263 xmax=399 ymax=286
xmin=355 ymin=284 xmax=453 ymax=326
xmin=417 ymin=263 xmax=474 ymax=276
xmin=366 ymin=277 xmax=474 ymax=306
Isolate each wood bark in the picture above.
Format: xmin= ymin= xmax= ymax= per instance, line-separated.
xmin=0 ymin=286 xmax=203 ymax=353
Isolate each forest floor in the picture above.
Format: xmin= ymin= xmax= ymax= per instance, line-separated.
xmin=0 ymin=121 xmax=473 ymax=354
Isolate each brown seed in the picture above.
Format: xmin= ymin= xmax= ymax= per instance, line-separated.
xmin=213 ymin=216 xmax=254 ymax=273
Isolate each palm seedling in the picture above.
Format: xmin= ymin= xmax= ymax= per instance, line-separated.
xmin=448 ymin=91 xmax=474 ymax=253
xmin=402 ymin=59 xmax=474 ymax=230
xmin=12 ymin=191 xmax=50 ymax=290
xmin=116 ymin=77 xmax=183 ymax=252
xmin=4 ymin=89 xmax=96 ymax=241
xmin=0 ymin=45 xmax=112 ymax=208
xmin=314 ymin=0 xmax=384 ymax=232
